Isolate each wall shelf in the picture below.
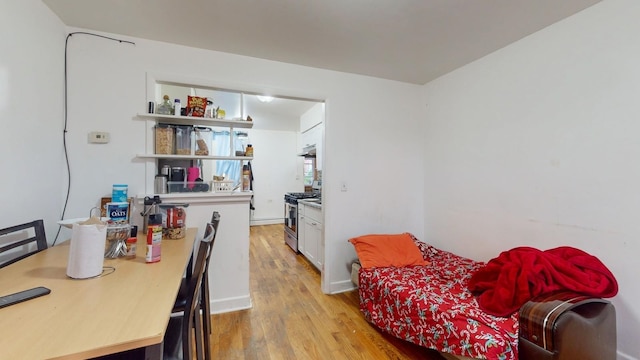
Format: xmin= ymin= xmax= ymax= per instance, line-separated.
xmin=136 ymin=154 xmax=253 ymax=161
xmin=136 ymin=113 xmax=253 ymax=129
xmin=135 ymin=191 xmax=252 ymax=204
xmin=139 ymin=80 xmax=255 ymax=196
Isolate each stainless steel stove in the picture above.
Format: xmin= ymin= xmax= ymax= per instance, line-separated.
xmin=283 ymin=181 xmax=321 ymax=252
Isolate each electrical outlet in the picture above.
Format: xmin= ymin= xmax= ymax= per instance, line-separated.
xmin=88 ymin=131 xmax=110 ymax=144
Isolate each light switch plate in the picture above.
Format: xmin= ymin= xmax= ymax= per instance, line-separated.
xmin=341 ymin=182 xmax=348 ymax=192
xmin=88 ymin=131 xmax=110 ymax=144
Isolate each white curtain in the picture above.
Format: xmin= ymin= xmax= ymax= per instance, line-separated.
xmin=213 ymin=131 xmax=245 ymax=185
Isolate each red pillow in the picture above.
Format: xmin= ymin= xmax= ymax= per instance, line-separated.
xmin=349 ymin=233 xmax=428 ymax=268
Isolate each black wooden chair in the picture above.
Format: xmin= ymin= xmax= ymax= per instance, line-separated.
xmin=202 ymin=212 xmax=220 ymax=336
xmin=172 ymin=211 xmax=220 ymax=360
xmin=0 ymin=220 xmax=48 ymax=269
xmin=163 ymin=222 xmax=216 ymax=360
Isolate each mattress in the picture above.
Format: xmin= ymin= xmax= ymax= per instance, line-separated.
xmin=356 ymin=238 xmax=519 ymax=360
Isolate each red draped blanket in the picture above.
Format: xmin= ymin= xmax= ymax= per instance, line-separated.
xmin=468 ymin=246 xmax=618 ymax=317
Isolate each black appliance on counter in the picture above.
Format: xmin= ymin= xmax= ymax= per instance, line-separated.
xmin=284 ymin=181 xmax=321 ymax=252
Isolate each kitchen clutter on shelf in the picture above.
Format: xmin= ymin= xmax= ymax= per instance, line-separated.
xmin=61 ymin=186 xmax=138 ymax=278
xmin=154 ymin=165 xmax=211 ymax=194
xmin=152 ymin=94 xmax=234 ymax=120
xmin=146 ymin=92 xmax=253 ymax=196
xmin=60 ymin=183 xmax=194 ymax=271
xmin=140 ymin=196 xmax=188 ymax=239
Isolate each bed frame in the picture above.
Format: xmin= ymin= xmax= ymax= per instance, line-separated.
xmin=351 ymin=262 xmax=616 ymax=360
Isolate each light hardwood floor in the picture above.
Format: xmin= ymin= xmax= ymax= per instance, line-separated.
xmin=209 ymin=224 xmax=446 ymax=360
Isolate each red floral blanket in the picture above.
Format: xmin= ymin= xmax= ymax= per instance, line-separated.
xmin=359 ymin=238 xmax=518 ymax=360
xmin=468 ymin=246 xmax=618 ymax=317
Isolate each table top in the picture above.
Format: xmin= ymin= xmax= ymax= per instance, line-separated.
xmin=0 ymin=227 xmax=197 ymax=360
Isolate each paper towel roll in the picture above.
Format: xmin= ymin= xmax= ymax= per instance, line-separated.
xmin=67 ymin=223 xmax=107 ymax=279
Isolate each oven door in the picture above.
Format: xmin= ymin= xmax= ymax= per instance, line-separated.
xmin=284 ymin=201 xmax=298 ymax=251
xmin=284 ymin=201 xmax=297 ymax=234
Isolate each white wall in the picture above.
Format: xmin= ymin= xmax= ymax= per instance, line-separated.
xmin=6 ymin=16 xmax=423 ymax=300
xmin=0 ymin=0 xmax=65 ymax=242
xmin=248 ymin=128 xmax=302 ymax=224
xmin=422 ymin=0 xmax=640 ymax=358
xmin=12 ymin=0 xmax=635 ymax=356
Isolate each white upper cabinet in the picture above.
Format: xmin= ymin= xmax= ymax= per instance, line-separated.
xmin=300 ymin=124 xmax=321 ymax=149
xmin=300 ymin=103 xmax=324 ymax=133
xmin=299 ymin=103 xmax=325 ymax=171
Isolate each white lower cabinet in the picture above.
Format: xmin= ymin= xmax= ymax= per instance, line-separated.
xmin=301 ymin=204 xmax=323 ymax=271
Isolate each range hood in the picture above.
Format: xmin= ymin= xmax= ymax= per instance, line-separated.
xmin=298 ymin=145 xmax=317 ymax=157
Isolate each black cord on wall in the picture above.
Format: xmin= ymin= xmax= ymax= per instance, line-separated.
xmin=52 ymin=32 xmax=135 ymax=246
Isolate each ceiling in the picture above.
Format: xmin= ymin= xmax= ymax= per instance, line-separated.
xmin=42 ymin=0 xmax=600 ymax=86
xmin=42 ymin=0 xmax=600 ymax=119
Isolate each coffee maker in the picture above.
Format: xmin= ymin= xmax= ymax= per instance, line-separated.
xmin=140 ymin=196 xmax=162 ymax=234
xmin=154 ymin=165 xmax=188 ymax=194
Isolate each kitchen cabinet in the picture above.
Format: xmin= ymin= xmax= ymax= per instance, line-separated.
xmin=300 ymin=202 xmax=322 ymax=271
xmin=300 ymin=123 xmax=323 ymax=171
xmin=135 ymin=113 xmax=253 ymax=195
xmin=300 ymin=106 xmax=322 ymax=133
xmin=300 ymin=124 xmax=320 ymax=149
xmin=299 ymin=102 xmax=324 ymax=171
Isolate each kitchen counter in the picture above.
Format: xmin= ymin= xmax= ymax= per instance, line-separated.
xmin=137 ymin=190 xmax=252 ymax=204
xmin=133 ymin=191 xmax=253 ymax=314
xmin=297 ymin=198 xmax=323 ymax=271
xmin=298 ymin=198 xmax=322 ymax=209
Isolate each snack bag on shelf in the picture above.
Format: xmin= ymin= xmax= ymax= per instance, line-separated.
xmin=187 ymin=95 xmax=207 ymax=117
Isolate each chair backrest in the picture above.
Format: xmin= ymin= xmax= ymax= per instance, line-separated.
xmin=175 ymin=223 xmax=215 ymax=360
xmin=210 ymin=211 xmax=220 ymax=232
xmin=200 ymin=212 xmax=220 ymax=301
xmin=207 ymin=211 xmax=220 ymax=251
xmin=200 ymin=213 xmax=220 ymax=288
xmin=185 ymin=212 xmax=221 ymax=280
xmin=0 ymin=220 xmax=48 ymax=269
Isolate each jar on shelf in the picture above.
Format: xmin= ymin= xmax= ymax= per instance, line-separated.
xmin=204 ymin=99 xmax=214 ymax=118
xmin=193 ymin=127 xmax=212 ymax=156
xmin=156 ymin=95 xmax=174 ymax=115
xmin=217 ymin=109 xmax=226 ymax=119
xmin=242 ymin=165 xmax=251 ymax=191
xmin=175 ymin=125 xmax=192 ymax=155
xmin=245 ymin=144 xmax=254 ymax=157
xmin=154 ymin=124 xmax=175 ymax=154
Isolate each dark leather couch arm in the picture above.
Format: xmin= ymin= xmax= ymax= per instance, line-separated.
xmin=518 ymin=291 xmax=616 ymax=360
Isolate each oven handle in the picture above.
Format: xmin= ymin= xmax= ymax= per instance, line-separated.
xmin=285 ymin=202 xmax=298 ymax=209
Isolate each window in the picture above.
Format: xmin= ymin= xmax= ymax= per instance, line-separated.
xmin=214 ymin=131 xmax=248 ymax=186
xmin=303 ymin=158 xmax=316 ymax=186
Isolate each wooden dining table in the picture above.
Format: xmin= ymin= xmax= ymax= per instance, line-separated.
xmin=0 ymin=227 xmax=197 ymax=360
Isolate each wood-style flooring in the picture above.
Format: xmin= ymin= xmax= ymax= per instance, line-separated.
xmin=209 ymin=224 xmax=447 ymax=359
